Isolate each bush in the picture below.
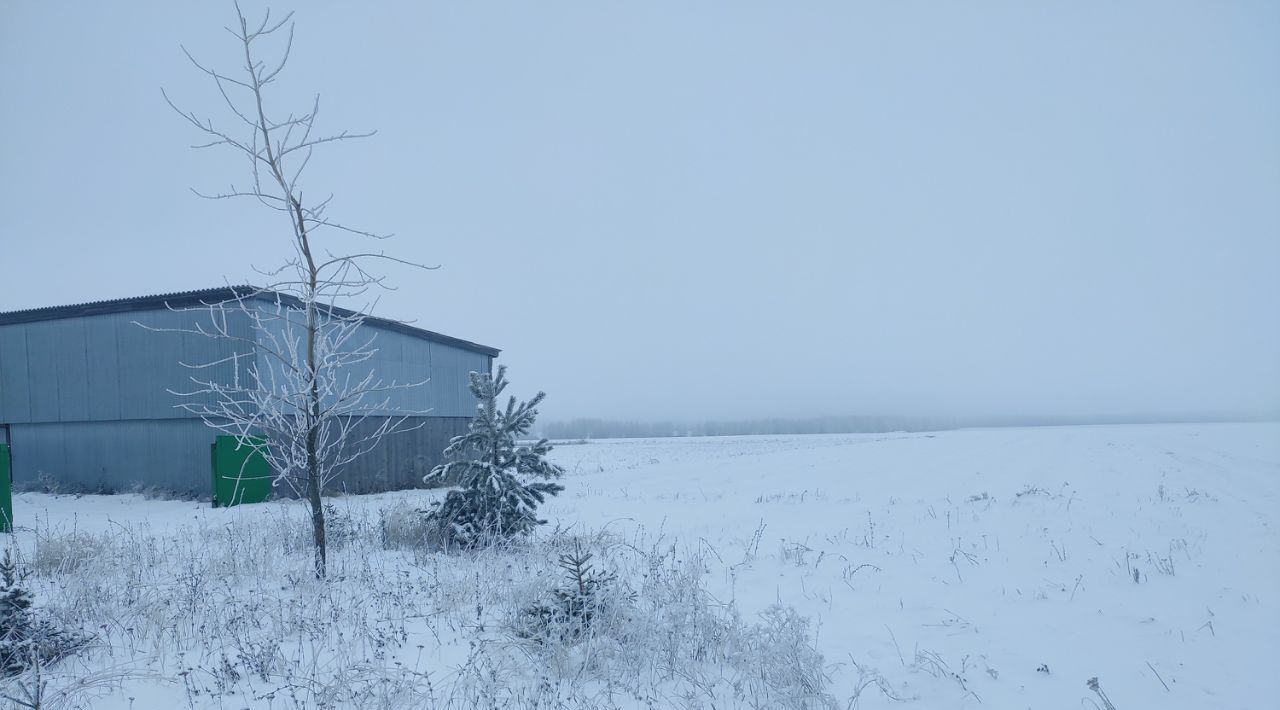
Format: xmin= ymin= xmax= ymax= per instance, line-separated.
xmin=379 ymin=501 xmax=439 ymax=549
xmin=516 ymin=543 xmax=632 ymax=643
xmin=0 ymin=549 xmax=89 ymax=677
xmin=422 ymin=367 xmax=564 ymax=549
xmin=323 ymin=502 xmax=366 ymax=550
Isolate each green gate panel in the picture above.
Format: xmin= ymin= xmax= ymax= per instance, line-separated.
xmin=0 ymin=444 xmax=10 ymax=533
xmin=211 ymin=436 xmax=272 ymax=508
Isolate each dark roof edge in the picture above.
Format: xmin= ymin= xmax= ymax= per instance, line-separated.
xmin=0 ymin=286 xmax=501 ymax=357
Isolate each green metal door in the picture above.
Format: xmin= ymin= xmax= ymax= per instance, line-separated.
xmin=0 ymin=444 xmax=11 ymax=533
xmin=210 ymin=436 xmax=272 ymax=508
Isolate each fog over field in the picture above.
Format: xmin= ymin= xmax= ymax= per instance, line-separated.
xmin=2 ymin=1 xmax=1277 ymax=424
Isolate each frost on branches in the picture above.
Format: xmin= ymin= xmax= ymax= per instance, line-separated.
xmin=423 ymin=366 xmax=564 ymax=548
xmin=155 ymin=3 xmax=428 ymax=578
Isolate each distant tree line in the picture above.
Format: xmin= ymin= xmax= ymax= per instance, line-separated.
xmin=538 ymin=411 xmax=1264 ymax=440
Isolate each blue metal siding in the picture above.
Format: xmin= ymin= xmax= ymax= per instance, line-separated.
xmin=9 ymin=419 xmax=218 ymax=493
xmin=429 ymin=342 xmax=457 ymax=416
xmin=0 ymin=326 xmax=32 ymax=421
xmin=124 ymin=311 xmax=192 ymax=418
xmin=0 ymin=305 xmax=485 ymax=427
xmin=423 ymin=340 xmax=487 ymax=418
xmin=359 ymin=327 xmax=434 ymax=415
xmin=332 ymin=416 xmax=471 ymax=493
xmin=114 ymin=313 xmax=155 ymax=420
xmin=0 ymin=298 xmax=491 ymax=495
xmin=53 ymin=319 xmax=90 ymax=421
xmin=0 ymin=309 xmax=254 ymax=424
xmin=83 ymin=316 xmax=122 ymax=420
xmin=254 ymin=314 xmax=487 ymax=419
xmin=9 ymin=416 xmax=474 ymax=495
xmin=24 ymin=324 xmax=60 ymax=422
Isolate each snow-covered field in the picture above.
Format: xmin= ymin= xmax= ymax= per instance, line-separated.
xmin=4 ymin=422 xmax=1277 ymax=708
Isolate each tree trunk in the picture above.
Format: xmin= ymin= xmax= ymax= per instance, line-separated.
xmin=300 ymin=197 xmax=326 ymax=579
xmin=308 ymin=458 xmax=326 ymax=578
xmin=305 ymin=293 xmax=326 ymax=578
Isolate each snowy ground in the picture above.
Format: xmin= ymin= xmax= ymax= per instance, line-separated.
xmin=3 ymin=422 xmax=1277 ymax=708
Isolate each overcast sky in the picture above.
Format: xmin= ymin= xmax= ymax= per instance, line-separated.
xmin=1 ymin=1 xmax=1277 ymax=422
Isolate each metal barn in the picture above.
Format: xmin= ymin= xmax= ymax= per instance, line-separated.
xmin=0 ymin=287 xmax=499 ymax=496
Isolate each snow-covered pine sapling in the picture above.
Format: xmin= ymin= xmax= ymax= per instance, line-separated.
xmin=0 ymin=549 xmax=33 ymax=678
xmin=423 ymin=366 xmax=564 ymax=548
xmin=0 ymin=549 xmax=87 ymax=679
xmin=517 ymin=541 xmax=626 ymax=642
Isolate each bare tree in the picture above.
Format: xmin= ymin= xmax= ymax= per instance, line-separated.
xmin=157 ymin=3 xmax=425 ymax=577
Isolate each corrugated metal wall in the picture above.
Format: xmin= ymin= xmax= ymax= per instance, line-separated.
xmin=330 ymin=416 xmax=473 ymax=494
xmin=6 ymin=416 xmax=473 ymax=496
xmin=0 ymin=304 xmax=490 ymax=496
xmin=8 ymin=418 xmax=219 ymax=493
xmin=0 ymin=309 xmax=253 ymax=423
xmin=360 ymin=329 xmax=490 ymax=418
xmin=249 ymin=301 xmax=489 ymax=419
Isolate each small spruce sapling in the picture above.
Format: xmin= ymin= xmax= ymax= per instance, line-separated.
xmin=518 ymin=542 xmax=627 ymax=642
xmin=423 ymin=366 xmax=564 ymax=548
xmin=0 ymin=550 xmax=33 ymax=678
xmin=0 ymin=550 xmax=86 ymax=678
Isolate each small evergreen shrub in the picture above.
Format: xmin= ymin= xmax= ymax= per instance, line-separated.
xmin=0 ymin=549 xmax=89 ymax=677
xmin=422 ymin=366 xmax=564 ymax=548
xmin=516 ymin=543 xmax=631 ymax=643
xmin=322 ymin=502 xmax=363 ymax=550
